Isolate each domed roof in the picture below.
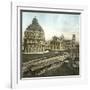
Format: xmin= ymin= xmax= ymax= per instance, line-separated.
xmin=26 ymin=17 xmax=44 ymax=32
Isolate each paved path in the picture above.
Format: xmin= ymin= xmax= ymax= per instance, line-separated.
xmin=22 ymin=52 xmax=70 ymax=76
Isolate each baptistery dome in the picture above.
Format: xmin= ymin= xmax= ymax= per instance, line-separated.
xmin=23 ymin=17 xmax=45 ymax=53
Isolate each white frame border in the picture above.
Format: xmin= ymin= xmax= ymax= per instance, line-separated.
xmin=11 ymin=1 xmax=88 ymax=88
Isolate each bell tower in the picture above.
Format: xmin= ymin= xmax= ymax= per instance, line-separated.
xmin=72 ymin=34 xmax=76 ymax=43
xmin=71 ymin=34 xmax=76 ymax=60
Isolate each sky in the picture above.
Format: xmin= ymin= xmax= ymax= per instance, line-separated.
xmin=22 ymin=11 xmax=80 ymax=42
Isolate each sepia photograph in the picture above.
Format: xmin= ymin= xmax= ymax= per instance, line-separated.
xmin=20 ymin=10 xmax=80 ymax=78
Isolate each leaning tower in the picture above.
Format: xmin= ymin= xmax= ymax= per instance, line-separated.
xmin=71 ymin=34 xmax=76 ymax=60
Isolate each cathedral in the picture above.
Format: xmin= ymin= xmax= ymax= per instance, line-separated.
xmin=23 ymin=17 xmax=77 ymax=54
